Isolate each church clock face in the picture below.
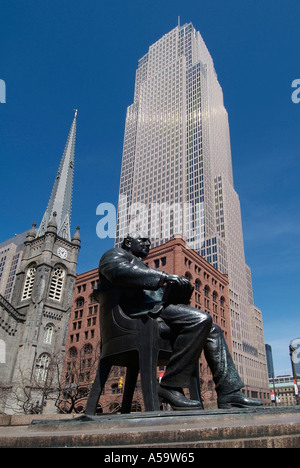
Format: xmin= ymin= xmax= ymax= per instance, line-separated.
xmin=57 ymin=247 xmax=68 ymax=259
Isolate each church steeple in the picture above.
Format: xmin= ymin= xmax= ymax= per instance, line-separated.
xmin=37 ymin=110 xmax=78 ymax=241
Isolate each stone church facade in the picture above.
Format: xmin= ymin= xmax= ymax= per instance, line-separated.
xmin=0 ymin=111 xmax=80 ymax=414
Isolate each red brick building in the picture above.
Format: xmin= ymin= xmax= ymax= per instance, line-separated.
xmin=61 ymin=268 xmax=101 ymax=413
xmin=62 ymin=236 xmax=231 ymax=412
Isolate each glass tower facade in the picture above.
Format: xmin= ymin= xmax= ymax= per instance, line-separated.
xmin=116 ymin=23 xmax=269 ymax=395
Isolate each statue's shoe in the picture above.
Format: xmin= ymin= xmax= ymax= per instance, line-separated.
xmin=218 ymin=391 xmax=264 ymax=409
xmin=158 ymin=385 xmax=203 ymax=410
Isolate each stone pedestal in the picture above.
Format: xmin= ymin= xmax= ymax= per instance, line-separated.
xmin=0 ymin=406 xmax=299 ymax=448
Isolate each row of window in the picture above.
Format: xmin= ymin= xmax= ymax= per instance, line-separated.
xmin=72 ymin=316 xmax=97 ymax=330
xmin=69 ymin=329 xmax=95 ymax=343
xmin=64 ymin=344 xmax=97 ymax=385
xmin=75 ymin=295 xmax=96 ymax=308
xmin=74 ymin=305 xmax=98 ymax=320
xmin=68 ymin=344 xmax=93 ymax=358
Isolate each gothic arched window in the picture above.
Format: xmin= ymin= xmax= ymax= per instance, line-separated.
xmin=35 ymin=353 xmax=50 ymax=382
xmin=21 ymin=265 xmax=36 ymax=300
xmin=0 ymin=339 xmax=5 ymax=364
xmin=43 ymin=323 xmax=54 ymax=344
xmin=49 ymin=267 xmax=65 ymax=301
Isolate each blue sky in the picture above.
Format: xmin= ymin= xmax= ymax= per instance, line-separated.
xmin=1 ymin=0 xmax=299 ymax=376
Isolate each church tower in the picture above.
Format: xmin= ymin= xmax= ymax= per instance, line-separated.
xmin=9 ymin=111 xmax=80 ymax=413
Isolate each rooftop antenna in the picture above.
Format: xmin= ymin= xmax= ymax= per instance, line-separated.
xmin=178 ymin=16 xmax=180 ymax=28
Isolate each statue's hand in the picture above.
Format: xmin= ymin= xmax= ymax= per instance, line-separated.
xmin=165 ymin=274 xmax=191 ymax=287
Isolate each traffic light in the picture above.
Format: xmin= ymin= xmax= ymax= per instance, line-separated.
xmin=118 ymin=377 xmax=123 ymax=389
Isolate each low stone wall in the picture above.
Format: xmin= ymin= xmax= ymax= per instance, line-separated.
xmin=0 ymin=413 xmax=76 ymax=426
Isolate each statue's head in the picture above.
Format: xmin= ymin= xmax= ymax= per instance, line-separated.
xmin=121 ymin=231 xmax=151 ymax=259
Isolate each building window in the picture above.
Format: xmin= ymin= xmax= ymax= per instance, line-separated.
xmin=49 ymin=267 xmax=65 ymax=301
xmin=75 ymin=297 xmax=84 ymax=308
xmin=35 ymin=353 xmax=50 ymax=382
xmin=21 ymin=266 xmax=36 ymax=300
xmin=43 ymin=324 xmax=54 ymax=344
xmin=69 ymin=347 xmax=78 ymax=358
xmin=89 ymin=294 xmax=96 ymax=303
xmin=185 ymin=271 xmax=192 ymax=281
xmin=111 ymin=382 xmax=122 ymax=394
xmin=83 ymin=343 xmax=93 ymax=355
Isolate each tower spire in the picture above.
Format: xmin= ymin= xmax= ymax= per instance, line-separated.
xmin=37 ymin=110 xmax=77 ymax=241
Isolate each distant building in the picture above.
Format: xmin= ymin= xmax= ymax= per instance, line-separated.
xmin=269 ymin=375 xmax=300 ymax=406
xmin=0 ymin=231 xmax=29 ymax=302
xmin=265 ymin=344 xmax=275 ymax=379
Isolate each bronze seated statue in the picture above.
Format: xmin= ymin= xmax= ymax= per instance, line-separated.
xmin=85 ymin=232 xmax=263 ymax=413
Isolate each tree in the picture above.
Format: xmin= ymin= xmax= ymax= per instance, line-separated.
xmin=58 ymin=340 xmax=101 ymax=413
xmin=0 ymin=351 xmax=65 ymax=414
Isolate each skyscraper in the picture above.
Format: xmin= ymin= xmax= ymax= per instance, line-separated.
xmin=116 ymin=23 xmax=269 ymax=397
xmin=265 ymin=344 xmax=275 ymax=379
